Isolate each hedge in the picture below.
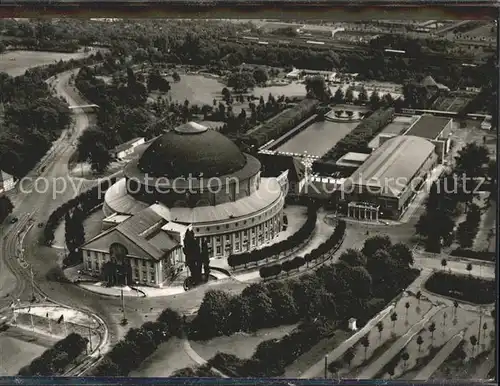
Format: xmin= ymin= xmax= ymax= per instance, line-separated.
xmin=90 ymin=308 xmax=182 ymax=376
xmin=317 ymin=107 xmax=395 ymax=164
xmin=450 ymin=248 xmax=495 ymax=262
xmin=18 ymin=333 xmax=88 ymax=376
xmin=228 ymin=203 xmax=318 ymax=268
xmin=259 ymin=219 xmax=346 ymax=279
xmin=241 ymin=98 xmax=320 ymax=149
xmin=43 ymin=177 xmax=117 ymax=246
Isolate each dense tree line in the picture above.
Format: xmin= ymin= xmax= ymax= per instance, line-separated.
xmin=0 ymin=52 xmax=103 ymax=178
xmin=314 ymin=107 xmax=395 ymax=172
xmin=259 ymin=219 xmax=346 ymax=279
xmin=0 ymin=195 xmax=14 ymax=223
xmin=416 ymin=142 xmax=491 ymax=252
xmin=189 ymin=233 xmax=417 ymax=342
xmin=186 ymin=234 xmax=417 ymax=376
xmin=43 ymin=177 xmax=117 ymax=246
xmin=90 ymin=308 xmax=182 ymax=376
xmin=227 ymin=204 xmax=318 ymax=269
xmin=2 ymin=19 xmax=495 ymax=89
xmin=18 ymin=333 xmax=88 ymax=376
xmin=241 ymin=98 xmax=320 ymax=151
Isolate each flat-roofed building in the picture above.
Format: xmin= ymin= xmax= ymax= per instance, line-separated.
xmin=400 ymin=114 xmax=453 ymax=162
xmin=336 ymin=152 xmax=370 ymax=169
xmin=342 ymin=135 xmax=438 ymax=220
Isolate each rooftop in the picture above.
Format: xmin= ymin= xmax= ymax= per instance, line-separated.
xmin=345 ymin=135 xmax=436 ymax=198
xmin=404 ymin=115 xmax=452 ymax=140
xmin=112 ymin=137 xmax=144 ymax=153
xmin=257 ymin=153 xmax=305 ymax=182
xmin=82 ymin=206 xmax=180 ymax=260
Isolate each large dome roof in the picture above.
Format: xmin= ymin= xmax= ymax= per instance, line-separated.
xmin=137 ymin=122 xmax=247 ymax=178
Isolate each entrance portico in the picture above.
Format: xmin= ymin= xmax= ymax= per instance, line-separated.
xmin=347 ymin=202 xmax=380 ymax=221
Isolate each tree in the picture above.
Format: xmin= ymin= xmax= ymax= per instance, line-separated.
xmin=357 ymin=87 xmax=368 ymax=104
xmin=482 ymin=322 xmax=488 ymax=340
xmin=469 ymin=335 xmax=478 ymax=356
xmin=339 ymin=248 xmax=367 ymax=267
xmin=0 ymin=195 xmax=14 ymax=223
xmin=343 ymin=348 xmax=355 ymax=368
xmin=361 ymin=335 xmax=370 ymax=360
xmin=387 ymin=365 xmax=395 ymax=379
xmin=389 ymin=243 xmax=414 ymax=267
xmin=227 ymin=71 xmax=256 ymax=92
xmin=416 ymin=335 xmax=424 ymax=352
xmin=428 ymin=322 xmax=436 ymax=342
xmin=172 ymin=71 xmax=181 ymax=82
xmin=195 ymin=290 xmax=231 ymax=338
xmin=441 ymin=258 xmax=447 ymax=270
xmin=183 ymin=229 xmax=202 ymax=285
xmin=253 ymin=67 xmax=268 ymax=85
xmin=362 ymin=235 xmax=392 ymax=257
xmin=377 ymin=321 xmax=384 ymax=341
xmin=333 ymin=88 xmax=344 ymax=103
xmin=346 ymin=111 xmax=354 ymax=119
xmin=241 ymin=283 xmax=275 ymax=330
xmin=345 ymin=88 xmax=354 ymax=104
xmin=391 ymin=312 xmax=398 ymax=330
xmin=454 ymin=142 xmax=489 ymax=179
xmin=466 ymin=263 xmax=473 ymax=276
xmin=305 ymin=75 xmax=330 ymax=101
xmin=401 ymin=351 xmax=409 ymax=369
xmin=369 ymin=91 xmax=381 ymax=109
xmin=201 ymin=240 xmax=210 ymax=281
xmin=405 ymin=301 xmax=410 ymax=318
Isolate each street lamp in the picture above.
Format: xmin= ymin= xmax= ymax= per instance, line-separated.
xmin=324 ymin=354 xmax=328 ymax=379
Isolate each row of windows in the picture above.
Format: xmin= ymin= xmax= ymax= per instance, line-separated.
xmin=194 ymin=202 xmax=281 ymax=233
xmin=86 ymin=251 xmax=154 ymax=269
xmin=86 ymin=259 xmax=157 ymax=284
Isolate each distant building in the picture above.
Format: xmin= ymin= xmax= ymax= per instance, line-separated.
xmin=111 ymin=137 xmax=145 ymax=160
xmin=286 ymin=69 xmax=302 ymax=80
xmin=335 ymin=152 xmax=370 ymax=170
xmin=0 ymin=170 xmax=15 ymax=193
xmin=481 ymin=119 xmax=492 ymax=130
xmin=420 ymin=75 xmax=450 ymax=92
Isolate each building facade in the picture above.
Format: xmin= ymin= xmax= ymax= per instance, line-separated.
xmin=0 ymin=171 xmax=15 ymax=192
xmin=102 ymin=122 xmax=286 ymax=265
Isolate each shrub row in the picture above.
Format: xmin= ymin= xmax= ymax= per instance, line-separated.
xmin=317 ymin=107 xmax=395 ymax=164
xmin=18 ymin=333 xmax=88 ymax=376
xmin=259 ymin=219 xmax=346 ymax=278
xmin=424 ymin=271 xmax=495 ymax=305
xmin=241 ymin=98 xmax=320 ymax=149
xmin=90 ymin=308 xmax=183 ymax=376
xmin=43 ymin=177 xmax=117 ymax=246
xmin=227 ymin=204 xmax=317 ymax=268
xmin=450 ymin=248 xmax=495 ymax=262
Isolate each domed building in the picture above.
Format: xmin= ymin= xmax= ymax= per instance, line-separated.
xmin=81 ymin=122 xmax=286 ymax=287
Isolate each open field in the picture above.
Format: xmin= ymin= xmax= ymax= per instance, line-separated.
xmin=462 ymin=23 xmax=496 ymax=39
xmin=432 ymin=95 xmax=471 ymax=113
xmin=191 ymin=324 xmax=297 ymax=361
xmin=0 ymin=49 xmax=100 ymax=77
xmin=277 ymin=120 xmax=359 ymax=157
xmin=0 ymin=333 xmax=47 ymax=375
xmin=149 ymin=74 xmax=307 ymax=114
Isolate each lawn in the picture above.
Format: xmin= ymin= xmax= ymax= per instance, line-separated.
xmin=277 ymin=120 xmax=359 ymax=157
xmin=130 ymin=337 xmax=197 ymax=377
xmin=190 ymin=324 xmax=297 ymax=361
xmin=149 ymin=74 xmax=307 ymax=115
xmin=0 ymin=48 xmax=100 ymax=77
xmin=0 ymin=334 xmax=47 ymax=375
xmin=463 ymin=23 xmax=496 ymax=39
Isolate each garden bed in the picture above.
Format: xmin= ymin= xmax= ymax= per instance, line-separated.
xmin=424 ymin=271 xmax=495 ymax=304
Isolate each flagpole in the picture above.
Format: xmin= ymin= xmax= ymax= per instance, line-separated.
xmin=47 ymin=313 xmax=52 ymax=335
xmin=88 ymin=324 xmax=93 ymax=353
xmin=30 ymin=310 xmax=34 ymax=331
